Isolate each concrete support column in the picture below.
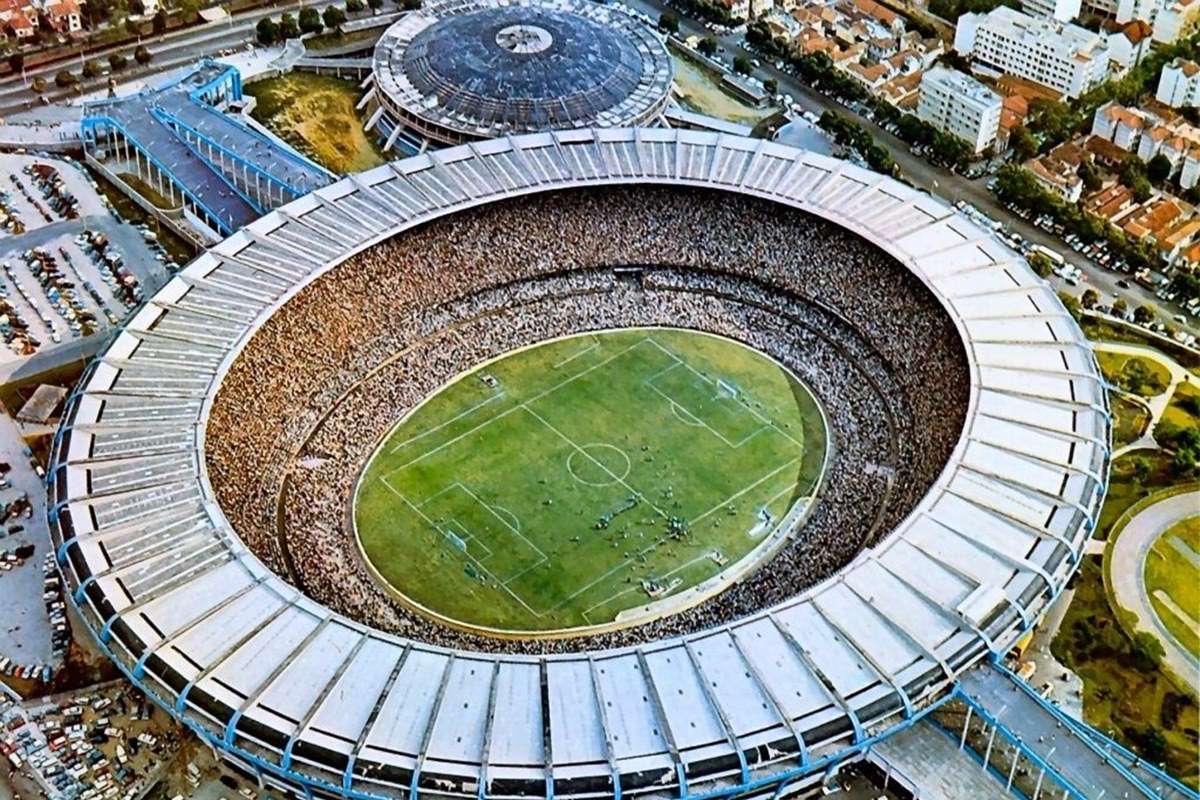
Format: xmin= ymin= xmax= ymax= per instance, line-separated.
xmin=959 ymin=706 xmax=973 ymax=751
xmin=982 ymin=725 xmax=998 ymax=772
xmin=1005 ymin=744 xmax=1019 ymax=791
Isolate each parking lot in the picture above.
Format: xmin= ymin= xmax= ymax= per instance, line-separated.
xmin=0 ymin=407 xmax=60 ymax=680
xmin=1 ymin=681 xmax=182 ymax=800
xmin=0 ymin=153 xmax=175 ymax=365
xmin=958 ymin=196 xmax=1200 ymax=347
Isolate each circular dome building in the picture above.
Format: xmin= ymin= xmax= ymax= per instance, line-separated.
xmin=368 ymin=0 xmax=673 ymax=145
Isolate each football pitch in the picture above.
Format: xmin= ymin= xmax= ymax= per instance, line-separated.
xmin=353 ymin=328 xmax=828 ymax=633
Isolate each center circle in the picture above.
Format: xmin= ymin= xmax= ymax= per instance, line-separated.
xmin=495 ymin=23 xmax=554 ymax=54
xmin=566 ymin=443 xmax=631 ymax=487
xmin=352 ymin=327 xmax=829 ymax=636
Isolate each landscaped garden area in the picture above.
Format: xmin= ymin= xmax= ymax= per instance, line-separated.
xmin=245 ymin=72 xmax=389 ymax=175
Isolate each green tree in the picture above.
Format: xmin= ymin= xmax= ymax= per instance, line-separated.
xmin=54 ymin=69 xmax=76 ymax=89
xmin=368 ymin=0 xmax=383 ymax=10
xmin=733 ymin=54 xmax=753 ymax=75
xmin=1179 ymin=393 xmax=1200 ymax=417
xmin=1028 ymin=252 xmax=1053 ymax=278
xmin=256 ymin=17 xmax=279 ymax=45
xmin=1134 ymin=304 xmax=1156 ymax=324
xmin=30 ymin=75 xmax=46 ymax=94
xmin=1078 ymin=160 xmax=1102 ymax=192
xmin=401 ymin=0 xmax=421 ymax=9
xmin=658 ymin=10 xmax=679 ymax=33
xmin=346 ymin=0 xmax=364 ymax=11
xmin=1081 ymin=288 xmax=1100 ymax=308
xmin=299 ymin=6 xmax=323 ymax=34
xmin=1058 ymin=291 xmax=1081 ymax=321
xmin=1147 ymin=153 xmax=1173 ymax=183
xmin=697 ymin=36 xmax=717 ymax=57
xmin=7 ymin=52 xmax=24 ymax=76
xmin=279 ymin=13 xmax=300 ymax=38
xmin=153 ymin=7 xmax=167 ymax=33
xmin=322 ymin=5 xmax=346 ymax=29
xmin=134 ymin=45 xmax=152 ymax=66
xmin=1130 ymin=455 xmax=1151 ymax=490
xmin=82 ymin=60 xmax=101 ymax=80
xmin=1131 ymin=631 xmax=1165 ymax=672
xmin=1113 ymin=297 xmax=1129 ymax=318
xmin=763 ymin=77 xmax=778 ymax=95
xmin=1121 ymin=156 xmax=1153 ymax=202
xmin=1136 ymin=726 xmax=1168 ymax=764
xmin=108 ymin=52 xmax=127 ymax=72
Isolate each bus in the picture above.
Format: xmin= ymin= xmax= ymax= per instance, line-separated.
xmin=1029 ymin=244 xmax=1065 ymax=267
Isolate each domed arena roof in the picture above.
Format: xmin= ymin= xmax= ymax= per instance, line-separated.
xmin=371 ymin=0 xmax=673 ymax=143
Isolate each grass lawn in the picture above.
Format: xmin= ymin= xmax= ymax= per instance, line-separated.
xmin=303 ymin=28 xmax=379 ymax=51
xmin=1110 ymin=392 xmax=1151 ymax=448
xmin=671 ymin=54 xmax=773 ymax=126
xmin=1097 ymin=351 xmax=1171 ymax=397
xmin=354 ymin=328 xmax=827 ymax=632
xmin=1145 ymin=516 xmax=1200 ymax=660
xmin=1052 ymin=556 xmax=1200 ymax=788
xmin=1161 ymin=381 xmax=1200 ymax=431
xmin=1083 ymin=317 xmax=1200 ymax=373
xmin=245 ymin=73 xmax=388 ymax=175
xmin=1096 ymin=449 xmax=1178 ymax=540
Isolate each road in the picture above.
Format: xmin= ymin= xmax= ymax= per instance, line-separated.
xmin=0 ymin=0 xmax=344 ymax=115
xmin=629 ymin=0 xmax=1200 ymax=337
xmin=1107 ymin=490 xmax=1200 ymax=688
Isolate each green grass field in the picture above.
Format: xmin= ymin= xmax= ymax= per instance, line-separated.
xmin=1110 ymin=392 xmax=1150 ymax=448
xmin=1162 ymin=381 xmax=1200 ymax=430
xmin=1097 ymin=351 xmax=1171 ymax=397
xmin=1145 ymin=516 xmax=1200 ymax=659
xmin=354 ymin=328 xmax=827 ymax=633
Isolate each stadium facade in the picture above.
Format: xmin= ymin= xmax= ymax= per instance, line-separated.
xmin=364 ymin=0 xmax=673 ymax=150
xmin=47 ymin=130 xmax=1109 ymax=800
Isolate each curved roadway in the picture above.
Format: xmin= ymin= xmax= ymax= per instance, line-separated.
xmin=1108 ymin=490 xmax=1200 ymax=688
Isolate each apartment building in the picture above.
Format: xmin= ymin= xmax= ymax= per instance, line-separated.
xmin=954 ymin=7 xmax=1111 ymax=98
xmin=1022 ymin=0 xmax=1080 ymax=23
xmin=916 ymin=67 xmax=1003 ymax=152
xmin=1115 ymin=0 xmax=1200 ymax=42
xmin=1157 ymin=58 xmax=1200 ymax=107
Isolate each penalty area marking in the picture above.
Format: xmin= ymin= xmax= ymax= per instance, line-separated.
xmin=566 ymin=443 xmax=632 ymax=487
xmin=669 ymin=401 xmax=705 ymax=427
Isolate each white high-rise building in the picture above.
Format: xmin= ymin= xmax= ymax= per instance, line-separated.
xmin=916 ymin=67 xmax=1003 ymax=153
xmin=1022 ymin=0 xmax=1080 ymax=23
xmin=1115 ymin=0 xmax=1200 ymax=42
xmin=1157 ymin=58 xmax=1200 ymax=106
xmin=954 ymin=7 xmax=1112 ymax=99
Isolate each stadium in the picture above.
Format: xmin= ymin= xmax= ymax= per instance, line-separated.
xmin=365 ymin=0 xmax=673 ymax=149
xmin=46 ymin=129 xmax=1109 ymax=800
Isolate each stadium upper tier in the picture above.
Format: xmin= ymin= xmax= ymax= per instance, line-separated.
xmin=47 ymin=130 xmax=1109 ymax=800
xmin=368 ymin=0 xmax=673 ymax=145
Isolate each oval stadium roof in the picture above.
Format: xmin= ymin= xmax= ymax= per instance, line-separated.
xmin=48 ymin=129 xmax=1109 ymax=800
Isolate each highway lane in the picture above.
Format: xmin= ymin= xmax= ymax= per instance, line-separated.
xmin=630 ymin=0 xmax=1199 ymax=336
xmin=0 ymin=0 xmax=344 ymax=114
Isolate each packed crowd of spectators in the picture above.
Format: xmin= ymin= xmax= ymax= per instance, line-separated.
xmin=206 ymin=185 xmax=970 ymax=654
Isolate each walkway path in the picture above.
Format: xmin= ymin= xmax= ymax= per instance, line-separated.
xmin=1107 ymin=490 xmax=1200 ymax=691
xmin=1095 ymin=340 xmax=1195 ymax=458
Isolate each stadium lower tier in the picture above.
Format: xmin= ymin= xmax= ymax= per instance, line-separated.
xmin=46 ymin=130 xmax=1109 ymax=800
